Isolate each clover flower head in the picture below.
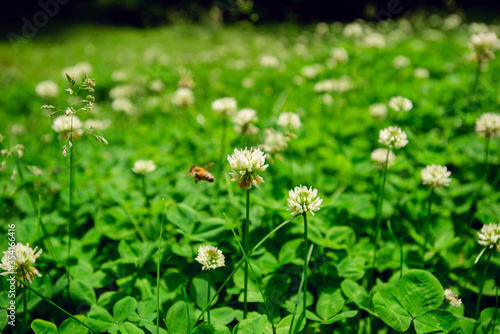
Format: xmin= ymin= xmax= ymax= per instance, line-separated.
xmin=378 ymin=126 xmax=408 ymax=149
xmin=287 ymin=185 xmax=323 ymax=216
xmin=172 ymin=88 xmax=194 ymax=107
xmin=421 ymin=164 xmax=452 ymax=188
xmin=260 ymin=55 xmax=279 ymax=68
xmin=227 ymin=147 xmax=268 ymax=189
xmin=369 ymin=103 xmax=388 ymax=119
xmin=475 ymin=113 xmax=500 ymax=138
xmin=277 ymin=112 xmax=302 ymax=131
xmin=392 ymin=55 xmax=411 ymax=69
xmin=330 ymin=47 xmax=349 ymax=64
xmin=414 ymin=67 xmax=430 ymax=79
xmin=0 ymin=243 xmax=43 ymax=286
xmin=388 ymin=96 xmax=413 ymax=112
xmin=233 ymin=108 xmax=259 ymax=135
xmin=35 ymin=80 xmax=59 ymax=99
xmin=470 ymin=32 xmax=499 ymax=62
xmin=195 ymin=245 xmax=225 ymax=270
xmin=132 ymin=160 xmax=156 ymax=175
xmin=444 ymin=289 xmax=462 ymax=307
xmin=260 ymin=128 xmax=290 ymax=154
xmin=370 ymin=148 xmax=396 ymax=169
xmin=212 ymin=97 xmax=237 ymax=116
xmin=477 ymin=223 xmax=500 ymax=251
xmin=112 ymin=98 xmax=136 ymax=115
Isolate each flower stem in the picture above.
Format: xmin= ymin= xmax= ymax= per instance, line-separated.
xmin=476 ymin=250 xmax=492 ymax=319
xmin=226 ymin=215 xmax=276 ymax=332
xmin=213 ymin=116 xmax=227 ymax=201
xmin=472 ymin=60 xmax=481 ymax=96
xmin=371 ymin=149 xmax=390 ymax=286
xmin=302 ymin=212 xmax=308 ymax=321
xmin=22 ymin=288 xmax=27 ymax=334
xmin=156 ymin=200 xmax=165 ymax=334
xmin=244 ymin=188 xmax=250 ymax=319
xmin=195 ymin=215 xmax=298 ymax=325
xmin=182 ymin=286 xmax=191 ymax=334
xmin=422 ymin=189 xmax=434 ymax=265
xmin=15 ymin=278 xmax=99 ymax=333
xmin=67 ymin=125 xmax=74 ymax=295
xmin=289 ymin=244 xmax=314 ymax=334
xmin=386 ymin=220 xmax=403 ymax=280
xmin=207 ymin=271 xmax=211 ymax=324
xmin=468 ymin=137 xmax=491 ymax=226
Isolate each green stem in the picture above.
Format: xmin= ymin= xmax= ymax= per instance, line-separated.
xmin=207 ymin=271 xmax=211 ymax=324
xmin=195 ymin=215 xmax=298 ymax=324
xmin=213 ymin=116 xmax=227 ymax=202
xmin=22 ymin=288 xmax=27 ymax=334
xmin=489 ymin=284 xmax=498 ymax=334
xmin=472 ymin=60 xmax=481 ymax=96
xmin=468 ymin=137 xmax=491 ymax=226
xmin=289 ymin=244 xmax=314 ymax=334
xmin=67 ymin=123 xmax=74 ymax=294
xmin=15 ymin=278 xmax=99 ymax=333
xmin=302 ymin=212 xmax=308 ymax=321
xmin=156 ymin=201 xmax=165 ymax=334
xmin=387 ymin=220 xmax=403 ymax=280
xmin=183 ymin=286 xmax=191 ymax=334
xmin=422 ymin=188 xmax=434 ymax=265
xmin=371 ymin=149 xmax=390 ymax=286
xmin=244 ymin=188 xmax=250 ymax=319
xmin=476 ymin=250 xmax=492 ymax=319
xmin=226 ymin=215 xmax=276 ymax=333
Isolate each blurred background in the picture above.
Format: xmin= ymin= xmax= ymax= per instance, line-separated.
xmin=1 ymin=0 xmax=499 ymax=35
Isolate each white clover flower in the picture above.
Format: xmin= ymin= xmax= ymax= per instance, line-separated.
xmin=51 ymin=115 xmax=83 ymax=138
xmin=148 ymin=79 xmax=165 ymax=92
xmin=111 ymin=98 xmax=136 ymax=114
xmin=287 ymin=185 xmax=323 ymax=216
xmin=172 ymin=88 xmax=194 ymax=107
xmin=109 ymin=84 xmax=143 ymax=99
xmin=212 ymin=97 xmax=237 ymax=116
xmin=414 ymin=67 xmax=430 ymax=79
xmin=35 ymin=80 xmax=59 ymax=99
xmin=421 ymin=165 xmax=452 ymax=188
xmin=363 ymin=33 xmax=386 ymax=48
xmin=475 ymin=113 xmax=500 ymax=138
xmin=132 ymin=160 xmax=156 ymax=175
xmin=330 ymin=47 xmax=349 ymax=64
xmin=195 ymin=245 xmax=225 ymax=270
xmin=261 ymin=128 xmax=290 ymax=154
xmin=470 ymin=32 xmax=499 ymax=62
xmin=260 ymin=55 xmax=279 ymax=68
xmin=61 ymin=61 xmax=93 ymax=79
xmin=0 ymin=243 xmax=42 ymax=286
xmin=314 ymin=77 xmax=353 ymax=93
xmin=378 ymin=126 xmax=408 ymax=149
xmin=392 ymin=55 xmax=411 ymax=69
xmin=369 ymin=103 xmax=388 ymax=119
xmin=300 ymin=66 xmax=317 ymax=79
xmin=444 ymin=289 xmax=462 ymax=307
xmin=276 ymin=112 xmax=302 ymax=131
xmin=316 ymin=22 xmax=329 ymax=35
xmin=370 ymin=148 xmax=396 ymax=169
xmin=227 ymin=147 xmax=268 ymax=189
xmin=84 ymin=119 xmax=112 ymax=131
xmin=242 ymin=77 xmax=255 ymax=89
xmin=321 ymin=94 xmax=334 ymax=105
xmin=343 ymin=22 xmax=363 ymax=37
xmin=388 ymin=96 xmax=413 ymax=112
xmin=478 ymin=223 xmax=500 ymax=251
xmin=233 ymin=108 xmax=259 ymax=136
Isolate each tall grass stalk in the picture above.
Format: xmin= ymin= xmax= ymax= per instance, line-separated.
xmin=67 ymin=120 xmax=74 ymax=294
xmin=156 ymin=200 xmax=166 ymax=334
xmin=476 ymin=250 xmax=492 ymax=319
xmin=244 ymin=188 xmax=250 ymax=318
xmin=15 ymin=278 xmax=99 ymax=333
xmin=195 ymin=215 xmax=298 ymax=325
xmin=422 ymin=189 xmax=434 ymax=265
xmin=371 ymin=149 xmax=390 ymax=286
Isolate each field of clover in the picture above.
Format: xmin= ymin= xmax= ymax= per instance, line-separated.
xmin=1 ymin=11 xmax=500 ymax=334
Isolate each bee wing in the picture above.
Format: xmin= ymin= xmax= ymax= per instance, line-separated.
xmin=203 ymin=162 xmax=215 ymax=170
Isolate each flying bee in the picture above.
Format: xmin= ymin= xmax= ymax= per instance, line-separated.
xmin=189 ymin=163 xmax=214 ymax=183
